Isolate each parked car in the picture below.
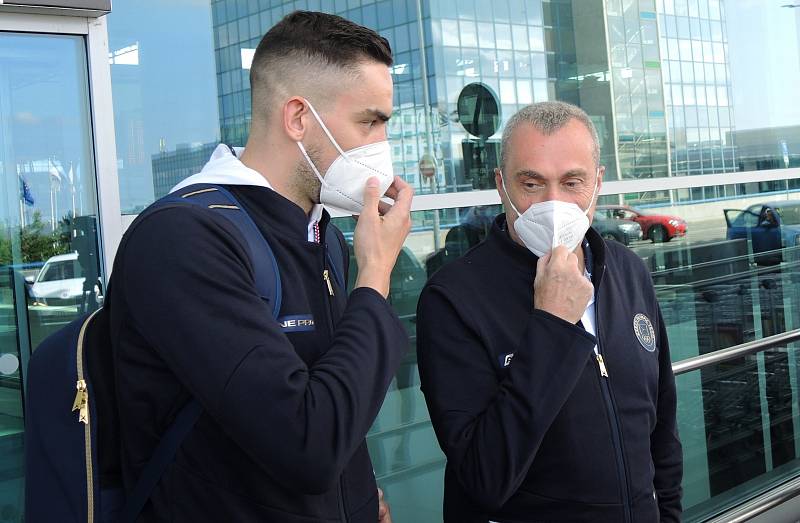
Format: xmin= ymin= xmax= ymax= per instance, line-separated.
xmin=27 ymin=252 xmax=84 ymax=305
xmin=592 ymin=211 xmax=643 ymax=245
xmin=724 ymin=201 xmax=800 ymax=265
xmin=597 ymin=205 xmax=687 ymax=242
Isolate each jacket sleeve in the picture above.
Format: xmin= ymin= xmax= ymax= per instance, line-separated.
xmin=416 ymin=283 xmax=597 ymax=512
xmin=652 ymin=305 xmax=683 ymax=522
xmin=117 ymin=207 xmax=408 ymax=494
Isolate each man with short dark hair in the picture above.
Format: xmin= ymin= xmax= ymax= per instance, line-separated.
xmin=109 ymin=11 xmax=411 ymax=522
xmin=417 ymin=101 xmax=682 ymax=522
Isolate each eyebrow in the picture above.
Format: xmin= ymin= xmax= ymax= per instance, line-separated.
xmin=357 ymin=108 xmax=392 ymax=122
xmin=562 ymin=168 xmax=589 ymax=179
xmin=515 ymin=170 xmax=545 ymax=180
xmin=515 ymin=169 xmax=588 ymax=180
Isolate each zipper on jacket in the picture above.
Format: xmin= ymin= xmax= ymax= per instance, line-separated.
xmin=320 ymin=247 xmax=348 ymax=522
xmin=323 ymin=269 xmax=335 ymax=296
xmin=594 ymin=347 xmax=609 ymax=377
xmin=73 ymin=309 xmax=101 ymax=523
xmin=593 ymin=273 xmax=633 ymax=523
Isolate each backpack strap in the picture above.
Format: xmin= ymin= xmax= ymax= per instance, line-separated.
xmin=118 ymin=182 xmax=281 ymax=523
xmin=117 ymin=400 xmax=203 ymax=523
xmin=160 ymin=183 xmax=283 ymax=319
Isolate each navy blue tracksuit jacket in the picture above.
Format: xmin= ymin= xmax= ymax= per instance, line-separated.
xmin=417 ymin=215 xmax=683 ymax=522
xmin=107 ymin=185 xmax=408 ymax=522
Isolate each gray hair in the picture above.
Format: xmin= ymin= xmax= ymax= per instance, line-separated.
xmin=500 ymin=101 xmax=601 ymax=171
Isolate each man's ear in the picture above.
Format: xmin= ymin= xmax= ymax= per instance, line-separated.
xmin=284 ymin=97 xmax=310 ymax=142
xmin=495 ymin=168 xmax=505 ymax=201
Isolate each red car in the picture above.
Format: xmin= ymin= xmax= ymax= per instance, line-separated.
xmin=597 ymin=205 xmax=687 ymax=243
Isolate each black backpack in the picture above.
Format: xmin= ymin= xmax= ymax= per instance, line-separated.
xmin=24 ymin=183 xmax=345 ymax=523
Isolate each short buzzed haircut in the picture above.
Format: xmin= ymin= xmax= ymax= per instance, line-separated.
xmin=500 ymin=101 xmax=601 ymax=170
xmin=250 ymin=11 xmax=393 ymax=124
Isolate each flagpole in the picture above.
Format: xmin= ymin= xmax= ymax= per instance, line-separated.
xmin=50 ymin=158 xmax=56 ymax=230
xmin=55 ymin=181 xmax=60 ymax=230
xmin=70 ymin=161 xmax=77 ymax=218
xmin=50 ymin=188 xmax=55 ymax=231
xmin=18 ymin=174 xmax=26 ymax=228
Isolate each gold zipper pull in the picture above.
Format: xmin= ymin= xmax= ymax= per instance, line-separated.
xmin=72 ymin=379 xmax=86 ymax=411
xmin=596 ymin=354 xmax=609 ymax=378
xmin=323 ymin=270 xmax=334 ymax=296
xmin=72 ymin=380 xmax=89 ymax=423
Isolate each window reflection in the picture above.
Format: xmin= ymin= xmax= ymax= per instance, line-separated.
xmin=100 ymin=0 xmax=800 ymax=521
xmin=0 ymin=32 xmax=103 ymax=523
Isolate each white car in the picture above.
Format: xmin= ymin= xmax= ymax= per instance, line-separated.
xmin=27 ymin=252 xmax=85 ymax=305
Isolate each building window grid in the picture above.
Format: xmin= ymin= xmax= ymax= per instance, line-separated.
xmin=658 ymin=0 xmax=734 ymax=182
xmin=608 ymin=0 xmax=668 ymax=180
xmin=211 ymin=0 xmax=743 ymax=195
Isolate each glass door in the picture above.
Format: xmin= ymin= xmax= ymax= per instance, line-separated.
xmin=0 ymin=30 xmax=102 ymax=521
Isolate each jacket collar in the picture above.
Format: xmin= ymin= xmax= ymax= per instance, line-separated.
xmin=171 ymin=144 xmax=325 ymax=242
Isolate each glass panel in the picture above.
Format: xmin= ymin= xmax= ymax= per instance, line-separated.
xmin=677 ymin=342 xmax=800 ymax=521
xmin=108 ymin=0 xmax=221 ymax=213
xmin=0 ymin=31 xmax=102 ymax=523
xmin=110 ymin=0 xmax=800 ymax=208
xmin=104 ymin=1 xmax=800 ymax=520
xmin=660 ymin=1 xmax=800 ymax=176
xmin=339 ymin=178 xmax=800 ymax=521
xmin=333 ymin=204 xmax=498 ymax=522
xmin=598 ymin=181 xmax=800 ymax=517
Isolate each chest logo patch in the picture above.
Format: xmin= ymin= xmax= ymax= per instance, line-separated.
xmin=278 ymin=315 xmax=316 ymax=333
xmin=633 ymin=313 xmax=656 ymax=352
xmin=499 ymin=353 xmax=515 ymax=368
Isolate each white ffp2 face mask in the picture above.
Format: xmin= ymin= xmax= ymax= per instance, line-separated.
xmin=296 ymin=99 xmax=394 ymax=214
xmin=500 ymin=171 xmax=599 ymax=257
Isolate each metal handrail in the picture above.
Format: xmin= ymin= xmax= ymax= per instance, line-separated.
xmin=672 ymin=328 xmax=800 ymax=375
xmin=649 ymin=244 xmax=800 ymax=279
xmin=654 ymin=257 xmax=800 ymax=296
xmin=671 ymin=329 xmax=800 ymax=519
xmin=706 ymin=475 xmax=800 ymax=523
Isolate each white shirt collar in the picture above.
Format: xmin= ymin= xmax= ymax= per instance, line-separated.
xmin=172 ymin=144 xmax=326 ymax=243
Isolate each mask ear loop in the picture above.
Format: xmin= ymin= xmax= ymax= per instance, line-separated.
xmin=296 ymin=141 xmax=326 ymax=187
xmin=296 ymin=98 xmax=349 ymax=188
xmin=499 ymin=171 xmax=524 ymax=218
xmin=304 ymin=99 xmax=348 ymax=158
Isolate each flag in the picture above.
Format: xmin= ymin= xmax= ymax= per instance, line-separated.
xmin=48 ymin=159 xmax=62 ymax=190
xmin=20 ymin=177 xmax=35 ymax=206
xmin=67 ymin=164 xmax=74 ymax=185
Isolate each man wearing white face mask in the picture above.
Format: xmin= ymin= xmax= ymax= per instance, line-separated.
xmin=417 ymin=101 xmax=682 ymax=523
xmin=106 ymin=11 xmax=412 ymax=523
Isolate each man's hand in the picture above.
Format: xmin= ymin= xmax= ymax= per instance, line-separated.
xmin=378 ymin=488 xmax=392 ymax=523
xmin=354 ymin=176 xmax=413 ymax=298
xmin=533 ymin=245 xmax=593 ymax=324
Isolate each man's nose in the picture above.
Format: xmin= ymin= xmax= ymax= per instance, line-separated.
xmin=543 ymin=185 xmax=562 ymax=202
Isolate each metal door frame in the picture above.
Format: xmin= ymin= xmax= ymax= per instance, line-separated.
xmin=0 ymin=10 xmax=122 ymax=283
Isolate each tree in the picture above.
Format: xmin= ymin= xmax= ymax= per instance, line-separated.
xmin=0 ymin=212 xmax=69 ymax=267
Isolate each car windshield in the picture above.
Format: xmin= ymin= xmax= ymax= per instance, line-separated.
xmin=730 ymin=209 xmax=760 ymax=227
xmin=629 ymin=207 xmax=651 ymax=216
xmin=38 ymin=259 xmax=81 ymax=282
xmin=775 ymin=205 xmax=800 ymax=226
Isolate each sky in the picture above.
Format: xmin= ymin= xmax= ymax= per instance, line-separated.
xmin=726 ymin=0 xmax=800 ymax=130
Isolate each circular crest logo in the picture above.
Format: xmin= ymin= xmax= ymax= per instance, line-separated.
xmin=633 ymin=313 xmax=656 ymax=352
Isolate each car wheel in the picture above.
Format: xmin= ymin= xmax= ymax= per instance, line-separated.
xmin=650 ymin=225 xmax=669 ymax=243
